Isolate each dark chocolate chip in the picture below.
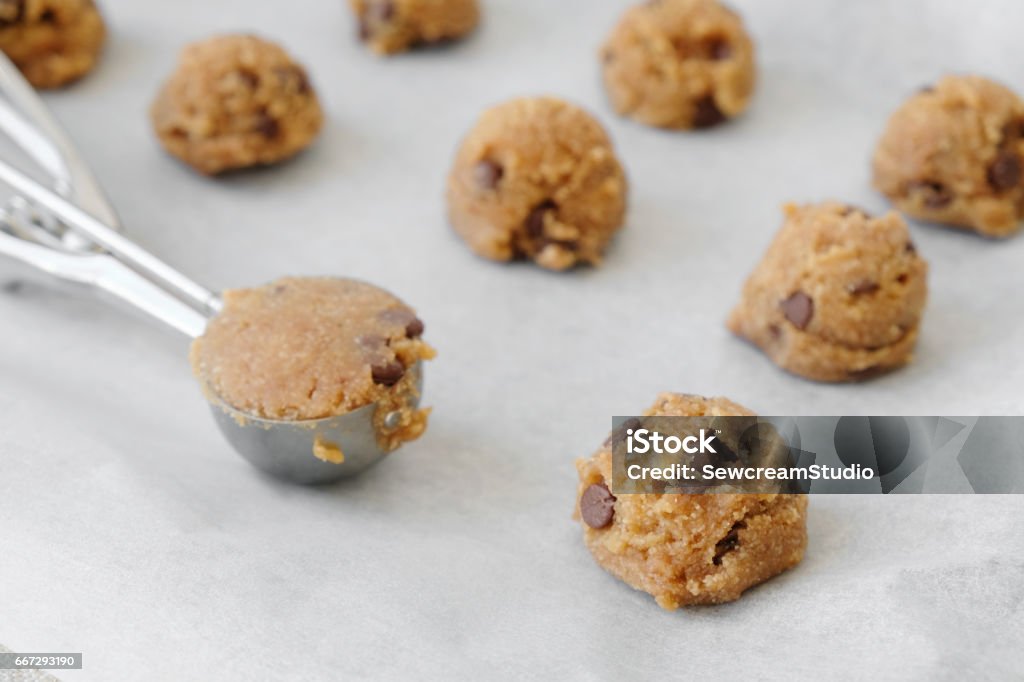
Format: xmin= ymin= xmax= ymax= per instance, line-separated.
xmin=987 ymin=151 xmax=1022 ymax=191
xmin=39 ymin=8 xmax=55 ymax=23
xmin=580 ymin=482 xmax=617 ymax=529
xmin=896 ymin=273 xmax=909 ymax=284
xmin=275 ymin=66 xmax=311 ymax=94
xmin=358 ymin=18 xmax=372 ymax=41
xmin=525 ymin=199 xmax=557 ymax=238
xmin=708 ymin=37 xmax=732 ymax=60
xmin=371 ymin=360 xmax=405 ymax=386
xmin=293 ymin=67 xmax=312 ymax=94
xmin=254 ymin=113 xmax=279 ymax=138
xmin=405 ymin=317 xmax=425 ymax=338
xmin=712 ymin=521 xmax=746 ymax=566
xmin=848 ymin=280 xmax=880 ymax=296
xmin=474 ymin=159 xmax=503 ymax=189
xmin=692 ymin=96 xmax=726 ymax=128
xmin=911 ymin=181 xmax=953 ymax=209
xmin=612 ymin=417 xmax=642 ymax=447
xmin=379 ymin=308 xmax=423 ymax=339
xmin=237 ymin=69 xmax=259 ymax=89
xmin=0 ymin=0 xmax=24 ymax=27
xmin=781 ymin=291 xmax=814 ymax=330
xmin=1002 ymin=119 xmax=1024 ymax=142
xmin=368 ymin=0 xmax=394 ymax=23
xmin=905 ymin=241 xmax=917 ymax=254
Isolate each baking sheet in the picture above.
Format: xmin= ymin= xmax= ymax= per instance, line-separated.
xmin=2 ymin=0 xmax=1023 ymax=679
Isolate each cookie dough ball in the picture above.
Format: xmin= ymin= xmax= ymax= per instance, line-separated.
xmin=727 ymin=202 xmax=928 ymax=382
xmin=191 ymin=277 xmax=436 ymax=450
xmin=350 ymin=0 xmax=479 ymax=55
xmin=446 ymin=97 xmax=628 ymax=271
xmin=600 ymin=0 xmax=755 ymax=129
xmin=150 ymin=35 xmax=323 ymax=175
xmin=574 ymin=393 xmax=807 ymax=609
xmin=873 ymin=75 xmax=1024 ymax=237
xmin=0 ymin=0 xmax=105 ymax=88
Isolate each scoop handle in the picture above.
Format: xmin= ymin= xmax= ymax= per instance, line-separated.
xmin=0 ymin=228 xmax=209 ymax=338
xmin=0 ymin=157 xmax=222 ymax=318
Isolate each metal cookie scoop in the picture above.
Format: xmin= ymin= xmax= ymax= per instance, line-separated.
xmin=0 ymin=54 xmax=419 ymax=485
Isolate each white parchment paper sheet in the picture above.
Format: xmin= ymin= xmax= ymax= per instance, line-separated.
xmin=1 ymin=0 xmax=1023 ymax=679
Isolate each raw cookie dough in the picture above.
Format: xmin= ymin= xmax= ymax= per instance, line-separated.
xmin=446 ymin=96 xmax=628 ymax=270
xmin=191 ymin=277 xmax=436 ymax=450
xmin=873 ymin=75 xmax=1024 ymax=237
xmin=600 ymin=0 xmax=755 ymax=129
xmin=727 ymin=202 xmax=928 ymax=382
xmin=0 ymin=0 xmax=105 ymax=88
xmin=150 ymin=34 xmax=323 ymax=175
xmin=574 ymin=393 xmax=807 ymax=609
xmin=350 ymin=0 xmax=479 ymax=55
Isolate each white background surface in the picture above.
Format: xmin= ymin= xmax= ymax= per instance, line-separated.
xmin=2 ymin=0 xmax=1023 ymax=679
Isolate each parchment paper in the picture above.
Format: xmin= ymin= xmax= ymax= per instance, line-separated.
xmin=2 ymin=0 xmax=1023 ymax=679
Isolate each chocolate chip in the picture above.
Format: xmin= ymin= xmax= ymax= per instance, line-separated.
xmin=896 ymin=273 xmax=909 ymax=284
xmin=254 ymin=113 xmax=279 ymax=138
xmin=848 ymin=280 xmax=880 ymax=296
xmin=613 ymin=418 xmax=642 ymax=447
xmin=0 ymin=0 xmax=24 ymax=27
xmin=768 ymin=324 xmax=782 ymax=340
xmin=987 ymin=151 xmax=1022 ymax=191
xmin=237 ymin=69 xmax=259 ymax=89
xmin=1002 ymin=119 xmax=1024 ymax=142
xmin=357 ymin=18 xmax=372 ymax=41
xmin=526 ymin=200 xmax=557 ymax=238
xmin=911 ymin=181 xmax=953 ymax=209
xmin=367 ymin=0 xmax=394 ymax=22
xmin=276 ymin=66 xmax=311 ymax=94
xmin=39 ymin=8 xmax=55 ymax=23
xmin=781 ymin=291 xmax=814 ymax=330
xmin=708 ymin=37 xmax=731 ymax=60
xmin=371 ymin=360 xmax=405 ymax=386
xmin=474 ymin=159 xmax=503 ymax=189
xmin=692 ymin=96 xmax=726 ymax=128
xmin=712 ymin=521 xmax=746 ymax=565
xmin=580 ymin=483 xmax=616 ymax=529
xmin=405 ymin=317 xmax=425 ymax=338
xmin=905 ymin=241 xmax=917 ymax=254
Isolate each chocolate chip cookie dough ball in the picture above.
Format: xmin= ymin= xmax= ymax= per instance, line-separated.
xmin=873 ymin=75 xmax=1024 ymax=237
xmin=727 ymin=202 xmax=928 ymax=382
xmin=150 ymin=35 xmax=323 ymax=175
xmin=600 ymin=0 xmax=755 ymax=129
xmin=191 ymin=277 xmax=436 ymax=450
xmin=350 ymin=0 xmax=479 ymax=55
xmin=0 ymin=0 xmax=105 ymax=88
xmin=446 ymin=97 xmax=628 ymax=271
xmin=575 ymin=393 xmax=807 ymax=609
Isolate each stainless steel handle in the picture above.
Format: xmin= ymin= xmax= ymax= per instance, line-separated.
xmin=0 ymin=52 xmax=120 ymax=231
xmin=0 ymin=229 xmax=209 ymax=337
xmin=0 ymin=157 xmax=222 ymax=320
